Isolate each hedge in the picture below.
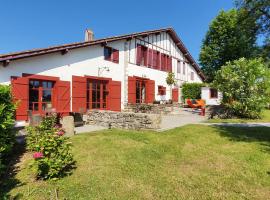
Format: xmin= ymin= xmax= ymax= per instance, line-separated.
xmin=182 ymin=83 xmax=204 ymax=100
xmin=0 ymin=85 xmax=16 ymax=175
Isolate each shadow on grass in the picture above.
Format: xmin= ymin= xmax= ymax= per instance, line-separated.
xmin=214 ymin=125 xmax=270 ymax=153
xmin=0 ymin=136 xmax=26 ymax=199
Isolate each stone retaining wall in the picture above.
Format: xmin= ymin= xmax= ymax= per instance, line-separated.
xmin=124 ymin=103 xmax=181 ymax=114
xmin=86 ymin=110 xmax=161 ymax=130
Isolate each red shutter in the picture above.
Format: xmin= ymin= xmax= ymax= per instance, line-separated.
xmin=147 ymin=48 xmax=153 ymax=68
xmin=172 ymin=88 xmax=179 ymax=102
xmin=165 ymin=55 xmax=169 ymax=72
xmin=168 ymin=57 xmax=172 ymax=72
xmin=157 ymin=51 xmax=161 ymax=70
xmin=128 ymin=76 xmax=136 ymax=104
xmin=161 ymin=54 xmax=165 ymax=71
xmin=136 ymin=45 xmax=142 ymax=65
xmin=108 ymin=80 xmax=121 ymax=111
xmin=56 ymin=81 xmax=70 ymax=113
xmin=11 ymin=77 xmax=29 ymax=121
xmin=153 ymin=50 xmax=157 ymax=69
xmin=113 ymin=49 xmax=119 ymax=63
xmin=72 ymin=76 xmax=87 ymax=113
xmin=146 ymin=79 xmax=155 ymax=103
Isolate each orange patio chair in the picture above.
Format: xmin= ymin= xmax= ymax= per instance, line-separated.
xmin=187 ymin=99 xmax=200 ymax=109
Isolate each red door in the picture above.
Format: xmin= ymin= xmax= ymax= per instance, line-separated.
xmin=172 ymin=88 xmax=179 ymax=102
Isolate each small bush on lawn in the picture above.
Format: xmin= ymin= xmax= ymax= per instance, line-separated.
xmin=182 ymin=83 xmax=205 ymax=100
xmin=0 ymin=85 xmax=16 ymax=176
xmin=213 ymin=58 xmax=270 ymax=119
xmin=26 ymin=114 xmax=74 ymax=179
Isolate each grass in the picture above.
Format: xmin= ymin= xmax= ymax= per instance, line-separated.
xmin=207 ymin=109 xmax=270 ymax=123
xmin=1 ymin=125 xmax=270 ymax=199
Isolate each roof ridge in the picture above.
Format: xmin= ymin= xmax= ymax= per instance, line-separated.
xmin=0 ymin=27 xmax=172 ymax=58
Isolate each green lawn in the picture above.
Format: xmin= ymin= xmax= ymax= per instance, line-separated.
xmin=207 ymin=109 xmax=270 ymax=123
xmin=1 ymin=125 xmax=270 ymax=199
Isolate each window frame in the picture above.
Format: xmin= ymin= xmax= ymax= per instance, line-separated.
xmin=209 ymin=88 xmax=218 ymax=99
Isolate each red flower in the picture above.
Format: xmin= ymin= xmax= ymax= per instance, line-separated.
xmin=57 ymin=130 xmax=65 ymax=136
xmin=33 ymin=152 xmax=43 ymax=159
xmin=54 ymin=124 xmax=61 ymax=129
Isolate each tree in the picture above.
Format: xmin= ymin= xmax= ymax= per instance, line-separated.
xmin=213 ymin=58 xmax=270 ymax=119
xmin=166 ymin=72 xmax=176 ymax=101
xmin=199 ymin=9 xmax=258 ymax=82
xmin=236 ymin=0 xmax=270 ymax=36
xmin=236 ymin=0 xmax=270 ymax=63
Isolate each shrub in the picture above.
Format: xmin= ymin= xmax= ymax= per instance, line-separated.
xmin=26 ymin=114 xmax=74 ymax=179
xmin=0 ymin=85 xmax=16 ymax=175
xmin=213 ymin=58 xmax=270 ymax=119
xmin=182 ymin=83 xmax=204 ymax=100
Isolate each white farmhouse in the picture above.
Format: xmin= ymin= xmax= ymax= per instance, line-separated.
xmin=0 ymin=28 xmax=205 ymax=120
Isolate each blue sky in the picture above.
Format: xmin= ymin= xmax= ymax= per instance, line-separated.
xmin=0 ymin=0 xmax=233 ymax=62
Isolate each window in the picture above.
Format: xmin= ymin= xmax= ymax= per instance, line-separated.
xmin=183 ymin=62 xmax=186 ymax=75
xmin=158 ymin=85 xmax=166 ymax=95
xmin=29 ymin=80 xmax=54 ymax=112
xmin=177 ymin=61 xmax=181 ymax=74
xmin=104 ymin=46 xmax=119 ymax=63
xmin=87 ymin=79 xmax=109 ymax=109
xmin=136 ymin=45 xmax=171 ymax=72
xmin=136 ymin=80 xmax=146 ymax=103
xmin=210 ymin=88 xmax=218 ymax=99
xmin=191 ymin=72 xmax=194 ymax=81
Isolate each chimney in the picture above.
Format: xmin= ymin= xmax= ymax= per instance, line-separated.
xmin=85 ymin=29 xmax=94 ymax=42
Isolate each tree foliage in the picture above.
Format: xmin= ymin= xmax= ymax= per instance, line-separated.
xmin=166 ymin=72 xmax=176 ymax=86
xmin=199 ymin=9 xmax=258 ymax=82
xmin=0 ymin=85 xmax=16 ymax=175
xmin=213 ymin=58 xmax=270 ymax=119
xmin=236 ymin=0 xmax=270 ymax=64
xmin=236 ymin=0 xmax=270 ymax=36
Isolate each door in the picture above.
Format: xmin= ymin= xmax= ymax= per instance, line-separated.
xmin=87 ymin=79 xmax=109 ymax=110
xmin=29 ymin=80 xmax=55 ymax=114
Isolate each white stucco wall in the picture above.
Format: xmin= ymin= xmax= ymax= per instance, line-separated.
xmin=0 ymin=31 xmax=203 ymax=109
xmin=201 ymin=87 xmax=222 ymax=105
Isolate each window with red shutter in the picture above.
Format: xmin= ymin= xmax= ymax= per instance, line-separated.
xmin=161 ymin=54 xmax=166 ymax=71
xmin=168 ymin=56 xmax=172 ymax=72
xmin=104 ymin=46 xmax=119 ymax=63
xmin=136 ymin=44 xmax=148 ymax=66
xmin=177 ymin=60 xmax=181 ymax=74
xmin=136 ymin=44 xmax=142 ymax=65
xmin=147 ymin=48 xmax=153 ymax=68
xmin=153 ymin=50 xmax=157 ymax=69
xmin=112 ymin=49 xmax=119 ymax=63
xmin=157 ymin=51 xmax=161 ymax=70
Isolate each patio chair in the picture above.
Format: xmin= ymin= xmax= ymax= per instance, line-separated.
xmin=186 ymin=99 xmax=200 ymax=110
xmin=196 ymin=99 xmax=205 ymax=108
